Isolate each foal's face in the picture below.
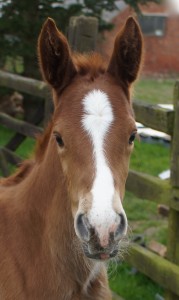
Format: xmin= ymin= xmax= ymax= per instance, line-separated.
xmin=52 ymin=78 xmax=136 ymax=259
xmin=38 ymin=17 xmax=143 ymax=260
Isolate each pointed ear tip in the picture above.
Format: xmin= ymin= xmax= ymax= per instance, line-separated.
xmin=43 ymin=17 xmax=56 ymax=30
xmin=47 ymin=17 xmax=55 ymax=24
xmin=126 ymin=16 xmax=139 ymax=27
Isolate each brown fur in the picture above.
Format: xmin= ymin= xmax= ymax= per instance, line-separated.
xmin=0 ymin=17 xmax=143 ymax=299
xmin=73 ymin=53 xmax=106 ymax=79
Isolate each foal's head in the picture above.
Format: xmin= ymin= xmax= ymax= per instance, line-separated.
xmin=38 ymin=17 xmax=143 ymax=260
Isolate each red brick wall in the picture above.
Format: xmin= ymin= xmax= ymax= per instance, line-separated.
xmin=100 ymin=4 xmax=179 ymax=76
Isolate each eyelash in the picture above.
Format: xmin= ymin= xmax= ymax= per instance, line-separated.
xmin=129 ymin=132 xmax=136 ymax=145
xmin=53 ymin=133 xmax=64 ymax=147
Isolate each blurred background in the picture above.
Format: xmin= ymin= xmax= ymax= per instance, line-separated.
xmin=0 ymin=1 xmax=179 ymax=300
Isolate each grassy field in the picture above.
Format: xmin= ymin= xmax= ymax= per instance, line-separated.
xmin=134 ymin=77 xmax=174 ymax=104
xmin=0 ymin=78 xmax=174 ymax=299
xmin=109 ymin=262 xmax=163 ymax=300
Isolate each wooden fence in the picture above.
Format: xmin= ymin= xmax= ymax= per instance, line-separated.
xmin=126 ymin=83 xmax=179 ymax=300
xmin=0 ymin=15 xmax=179 ymax=300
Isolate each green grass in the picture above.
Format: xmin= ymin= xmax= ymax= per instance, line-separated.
xmin=124 ymin=191 xmax=168 ymax=246
xmin=109 ymin=262 xmax=163 ymax=300
xmin=109 ymin=188 xmax=167 ymax=299
xmin=130 ymin=140 xmax=170 ymax=176
xmin=0 ymin=126 xmax=35 ymax=159
xmin=0 ymin=126 xmax=35 ymax=175
xmin=15 ymin=138 xmax=35 ymax=159
xmin=0 ymin=126 xmax=15 ymax=144
xmin=134 ymin=78 xmax=174 ymax=104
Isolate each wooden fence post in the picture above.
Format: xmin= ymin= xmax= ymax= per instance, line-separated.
xmin=166 ymin=81 xmax=179 ymax=300
xmin=0 ymin=149 xmax=9 ymax=177
xmin=68 ymin=15 xmax=98 ymax=53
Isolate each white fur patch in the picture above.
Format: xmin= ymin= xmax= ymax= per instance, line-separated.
xmin=82 ymin=89 xmax=117 ymax=242
xmin=82 ymin=262 xmax=101 ymax=294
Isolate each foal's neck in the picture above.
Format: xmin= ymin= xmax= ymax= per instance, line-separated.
xmin=21 ymin=139 xmax=73 ymax=232
xmin=18 ymin=138 xmax=94 ymax=281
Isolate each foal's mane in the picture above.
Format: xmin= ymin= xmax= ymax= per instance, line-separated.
xmin=0 ymin=53 xmax=106 ymax=187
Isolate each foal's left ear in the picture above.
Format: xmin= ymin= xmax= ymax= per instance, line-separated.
xmin=107 ymin=17 xmax=143 ymax=86
xmin=38 ymin=18 xmax=76 ymax=92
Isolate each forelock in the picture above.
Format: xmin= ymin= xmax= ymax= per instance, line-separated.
xmin=72 ymin=53 xmax=106 ymax=80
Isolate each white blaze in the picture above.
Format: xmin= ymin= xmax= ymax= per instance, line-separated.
xmin=82 ymin=89 xmax=117 ymax=241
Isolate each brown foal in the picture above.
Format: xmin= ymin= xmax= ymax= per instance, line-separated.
xmin=0 ymin=16 xmax=143 ymax=299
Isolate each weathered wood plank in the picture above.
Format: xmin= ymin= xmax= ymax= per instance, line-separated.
xmin=167 ymin=209 xmax=179 ymax=265
xmin=126 ymin=169 xmax=171 ymax=206
xmin=1 ymin=147 xmax=22 ymax=166
xmin=0 ymin=113 xmax=43 ymax=138
xmin=126 ymin=243 xmax=179 ymax=297
xmin=170 ymin=189 xmax=179 ymax=211
xmin=166 ymin=81 xmax=179 ymax=300
xmin=68 ymin=16 xmax=98 ymax=53
xmin=6 ymin=104 xmax=44 ymax=151
xmin=171 ymin=81 xmax=179 ymax=186
xmin=0 ymin=70 xmax=49 ymax=98
xmin=0 ymin=149 xmax=10 ymax=177
xmin=133 ymin=101 xmax=174 ymax=135
xmin=165 ymin=291 xmax=179 ymax=299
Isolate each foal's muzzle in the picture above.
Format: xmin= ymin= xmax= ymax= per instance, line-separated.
xmin=75 ymin=212 xmax=127 ymax=260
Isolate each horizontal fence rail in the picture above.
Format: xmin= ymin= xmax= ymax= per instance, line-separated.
xmin=0 ymin=147 xmax=22 ymax=166
xmin=0 ymin=113 xmax=43 ymax=138
xmin=127 ymin=244 xmax=179 ymax=297
xmin=127 ymin=169 xmax=171 ymax=206
xmin=133 ymin=101 xmax=174 ymax=135
xmin=127 ymin=169 xmax=179 ymax=211
xmin=0 ymin=70 xmax=175 ymax=134
xmin=0 ymin=70 xmax=49 ymax=98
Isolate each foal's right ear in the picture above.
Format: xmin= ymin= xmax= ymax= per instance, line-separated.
xmin=38 ymin=18 xmax=76 ymax=92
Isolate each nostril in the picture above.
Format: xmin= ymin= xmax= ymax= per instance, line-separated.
xmin=114 ymin=213 xmax=127 ymax=241
xmin=76 ymin=214 xmax=90 ymax=242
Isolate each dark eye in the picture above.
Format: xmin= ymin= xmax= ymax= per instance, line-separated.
xmin=54 ymin=133 xmax=64 ymax=147
xmin=129 ymin=132 xmax=136 ymax=145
